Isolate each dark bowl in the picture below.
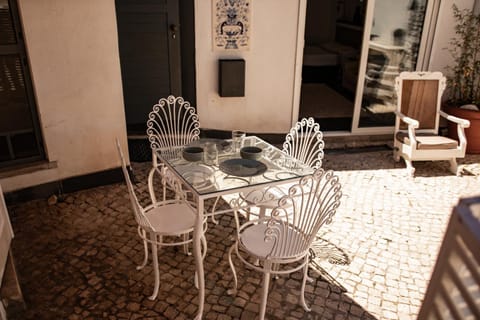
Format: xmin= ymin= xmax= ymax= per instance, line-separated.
xmin=182 ymin=146 xmax=204 ymax=162
xmin=240 ymin=146 xmax=263 ymax=160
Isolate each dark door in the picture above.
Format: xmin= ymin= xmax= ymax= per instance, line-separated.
xmin=115 ymin=0 xmax=182 ymax=134
xmin=0 ymin=0 xmax=44 ymax=168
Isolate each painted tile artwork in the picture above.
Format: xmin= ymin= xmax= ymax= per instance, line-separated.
xmin=213 ymin=0 xmax=250 ymax=50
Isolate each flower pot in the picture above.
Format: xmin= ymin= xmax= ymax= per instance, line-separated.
xmin=447 ymin=107 xmax=480 ymax=154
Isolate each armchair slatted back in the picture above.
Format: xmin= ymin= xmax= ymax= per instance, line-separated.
xmin=116 ymin=139 xmax=153 ymax=232
xmin=282 ymin=118 xmax=324 ymax=169
xmin=266 ymin=168 xmax=342 ymax=259
xmin=146 ymin=96 xmax=200 ymax=160
xmin=395 ymin=71 xmax=446 ymax=132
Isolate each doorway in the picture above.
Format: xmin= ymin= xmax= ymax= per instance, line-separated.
xmin=299 ymin=0 xmax=366 ymax=131
xmin=115 ymin=0 xmax=196 ymax=135
xmin=298 ymin=0 xmax=436 ymax=134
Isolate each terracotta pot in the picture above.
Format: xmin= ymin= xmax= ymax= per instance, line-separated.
xmin=446 ymin=107 xmax=480 ymax=154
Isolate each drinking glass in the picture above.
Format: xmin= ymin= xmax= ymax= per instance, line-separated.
xmin=232 ymin=130 xmax=246 ymax=153
xmin=204 ymin=142 xmax=218 ymax=165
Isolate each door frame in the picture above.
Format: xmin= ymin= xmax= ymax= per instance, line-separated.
xmin=292 ymin=0 xmax=440 ymax=136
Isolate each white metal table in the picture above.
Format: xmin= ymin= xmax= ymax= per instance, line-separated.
xmin=156 ymin=136 xmax=314 ymax=319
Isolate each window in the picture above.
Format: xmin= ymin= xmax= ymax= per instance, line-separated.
xmin=0 ymin=0 xmax=44 ymax=168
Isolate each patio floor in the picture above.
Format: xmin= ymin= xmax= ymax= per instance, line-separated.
xmin=6 ymin=148 xmax=480 ymax=319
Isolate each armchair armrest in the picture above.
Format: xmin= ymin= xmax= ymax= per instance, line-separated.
xmin=394 ymin=110 xmax=419 ymax=128
xmin=439 ymin=110 xmax=471 ymax=128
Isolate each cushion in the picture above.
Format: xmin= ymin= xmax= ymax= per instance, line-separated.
xmin=395 ymin=132 xmax=458 ymax=150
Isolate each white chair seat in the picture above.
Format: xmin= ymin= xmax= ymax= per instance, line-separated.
xmin=240 ymin=222 xmax=307 ymax=259
xmin=395 ymin=132 xmax=458 ymax=149
xmin=145 ymin=203 xmax=196 ymax=235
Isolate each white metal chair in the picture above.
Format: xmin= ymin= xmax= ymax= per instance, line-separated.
xmin=116 ymin=139 xmax=206 ymax=300
xmin=146 ymin=95 xmax=201 ymax=202
xmin=241 ymin=117 xmax=324 ymax=219
xmin=227 ymin=168 xmax=342 ymax=320
xmin=393 ymin=71 xmax=470 ymax=177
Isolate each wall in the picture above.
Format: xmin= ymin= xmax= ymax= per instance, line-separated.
xmin=194 ymin=0 xmax=303 ymax=134
xmin=0 ymin=0 xmax=127 ymax=192
xmin=429 ymin=0 xmax=475 ymax=73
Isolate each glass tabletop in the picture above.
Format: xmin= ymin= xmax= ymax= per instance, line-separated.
xmin=156 ymin=136 xmax=314 ymax=195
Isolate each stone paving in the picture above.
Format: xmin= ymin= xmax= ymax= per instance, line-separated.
xmin=6 ymin=149 xmax=480 ymax=319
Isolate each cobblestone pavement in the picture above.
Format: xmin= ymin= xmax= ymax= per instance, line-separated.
xmin=6 ymin=149 xmax=480 ymax=319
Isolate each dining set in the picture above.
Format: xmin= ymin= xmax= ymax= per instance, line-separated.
xmin=116 ymin=95 xmax=343 ymax=320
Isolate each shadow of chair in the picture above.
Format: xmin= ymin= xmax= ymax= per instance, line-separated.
xmin=393 ymin=71 xmax=470 ymax=177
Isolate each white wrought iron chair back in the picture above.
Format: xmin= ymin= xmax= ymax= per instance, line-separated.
xmin=228 ymin=168 xmax=342 ymax=319
xmin=146 ymin=95 xmax=200 ymax=160
xmin=116 ymin=139 xmax=153 ymax=232
xmin=282 ymin=117 xmax=324 ymax=169
xmin=146 ymin=96 xmax=200 ymax=202
xmin=265 ymin=168 xmax=342 ymax=258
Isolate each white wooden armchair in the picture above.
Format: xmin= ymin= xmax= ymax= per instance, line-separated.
xmin=393 ymin=71 xmax=470 ymax=177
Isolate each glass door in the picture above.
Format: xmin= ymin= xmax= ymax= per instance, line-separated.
xmin=351 ymin=0 xmax=437 ymax=132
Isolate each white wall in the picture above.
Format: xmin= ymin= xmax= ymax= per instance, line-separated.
xmin=194 ymin=0 xmax=303 ymax=134
xmin=0 ymin=0 xmax=128 ymax=192
xmin=429 ymin=0 xmax=475 ymax=73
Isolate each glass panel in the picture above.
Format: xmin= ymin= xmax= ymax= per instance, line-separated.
xmin=159 ymin=136 xmax=315 ymax=196
xmin=11 ymin=131 xmax=38 ymax=158
xmin=0 ymin=135 xmax=10 ymax=161
xmin=0 ymin=0 xmax=16 ymax=45
xmin=359 ymin=0 xmax=428 ymax=127
xmin=0 ymin=55 xmax=33 ymax=133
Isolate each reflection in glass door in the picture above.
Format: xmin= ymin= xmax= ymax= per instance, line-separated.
xmin=357 ymin=0 xmax=429 ymax=128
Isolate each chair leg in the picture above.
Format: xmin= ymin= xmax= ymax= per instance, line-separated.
xmin=137 ymin=228 xmax=149 ymax=270
xmin=147 ymin=167 xmax=157 ymax=204
xmin=148 ymin=234 xmax=160 ymax=300
xmin=259 ymin=206 xmax=266 ymax=220
xmin=201 ymin=234 xmax=207 ymax=260
xmin=300 ymin=258 xmax=311 ymax=312
xmin=393 ymin=147 xmax=400 ymax=162
xmin=183 ymin=233 xmax=191 ymax=256
xmin=195 ymin=235 xmax=208 ymax=289
xmin=259 ymin=263 xmax=272 ymax=320
xmin=404 ymin=158 xmax=415 ymax=177
xmin=227 ymin=244 xmax=238 ymax=295
xmin=449 ymin=158 xmax=459 ymax=175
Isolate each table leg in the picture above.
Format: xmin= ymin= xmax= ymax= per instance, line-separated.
xmin=194 ymin=198 xmax=205 ymax=320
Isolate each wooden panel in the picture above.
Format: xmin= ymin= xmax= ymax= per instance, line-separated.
xmin=400 ymin=79 xmax=438 ymax=130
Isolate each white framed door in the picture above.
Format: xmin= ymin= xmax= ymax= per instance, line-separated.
xmin=351 ymin=0 xmax=440 ymax=135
